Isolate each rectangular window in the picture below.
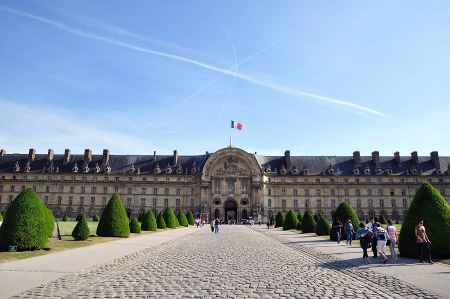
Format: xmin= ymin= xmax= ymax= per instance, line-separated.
xmin=128 ymin=187 xmax=132 ymax=195
xmin=330 ymin=189 xmax=335 ymax=196
xmin=293 ymin=189 xmax=298 ymax=196
xmin=102 ymin=197 xmax=106 ymax=206
xmin=331 ymin=199 xmax=335 ymax=209
xmin=369 ymin=199 xmax=373 ymax=208
xmin=391 ymin=199 xmax=396 ymax=207
xmin=104 ymin=177 xmax=109 ymax=182
xmin=344 ymin=178 xmax=349 ymax=183
xmin=305 ymin=189 xmax=309 ymax=196
xmin=377 ymin=178 xmax=382 ymax=184
xmin=293 ymin=179 xmax=297 ymax=183
xmin=91 ymin=197 xmax=95 ymax=205
xmin=282 ymin=199 xmax=286 ymax=209
xmin=304 ymin=178 xmax=308 ymax=183
xmin=81 ymin=187 xmax=85 ymax=193
xmin=330 ymin=178 xmax=335 ymax=183
xmin=44 ymin=196 xmax=48 ymax=205
xmin=70 ymin=186 xmax=74 ymax=193
xmin=401 ymin=189 xmax=406 ymax=196
xmin=403 ymin=199 xmax=408 ymax=208
xmin=357 ymin=199 xmax=361 ymax=208
xmin=356 ymin=189 xmax=360 ymax=196
xmin=268 ymin=178 xmax=271 ymax=183
xmin=176 ymin=188 xmax=181 ymax=195
xmin=60 ymin=176 xmax=65 ymax=181
xmin=191 ymin=199 xmax=194 ymax=207
xmin=142 ymin=188 xmax=146 ymax=195
xmin=389 ymin=178 xmax=393 ymax=184
xmin=129 ymin=177 xmax=133 ymax=182
xmin=228 ymin=181 xmax=235 ymax=194
xmin=47 ymin=176 xmax=52 ymax=181
xmin=368 ymin=189 xmax=372 ymax=196
xmin=281 ymin=179 xmax=286 ymax=183
xmin=143 ymin=178 xmax=147 ymax=182
xmin=305 ymin=199 xmax=309 ymax=208
xmin=58 ymin=196 xmax=62 ymax=205
xmin=21 ymin=186 xmax=25 ymax=191
xmin=366 ymin=178 xmax=371 ymax=184
xmin=400 ymin=178 xmax=405 ymax=184
xmin=92 ymin=187 xmax=97 ymax=193
xmin=241 ymin=181 xmax=248 ymax=194
xmin=0 ymin=186 xmax=2 ymax=192
xmin=46 ymin=186 xmax=50 ymax=192
xmin=154 ymin=178 xmax=158 ymax=182
xmin=390 ymin=189 xmax=394 ymax=196
xmin=177 ymin=178 xmax=181 ymax=183
xmin=316 ymin=189 xmax=320 ymax=196
xmin=316 ymin=179 xmax=320 ymax=183
xmin=282 ymin=189 xmax=286 ymax=195
xmin=127 ymin=198 xmax=131 ymax=207
xmin=380 ymin=199 xmax=384 ymax=208
xmin=80 ymin=197 xmax=84 ymax=206
xmin=9 ymin=195 xmax=13 ymax=203
xmin=317 ymin=199 xmax=321 ymax=209
xmin=166 ymin=178 xmax=169 ymax=183
xmin=10 ymin=186 xmax=15 ymax=192
xmin=440 ymin=189 xmax=446 ymax=195
xmin=345 ymin=199 xmax=350 ymax=204
xmin=214 ymin=181 xmax=221 ymax=194
xmin=114 ymin=187 xmax=119 ymax=193
xmin=355 ymin=179 xmax=359 ymax=184
xmin=82 ymin=177 xmax=87 ymax=182
xmin=191 ymin=188 xmax=195 ymax=195
xmin=378 ymin=189 xmax=383 ymax=196
xmin=34 ymin=176 xmax=38 ymax=181
xmin=59 ymin=186 xmax=64 ymax=192
xmin=93 ymin=177 xmax=97 ymax=182
xmin=141 ymin=198 xmax=146 ymax=207
xmin=153 ymin=198 xmax=157 ymax=207
xmin=69 ymin=196 xmax=73 ymax=206
xmin=268 ymin=189 xmax=272 ymax=195
xmin=176 ymin=198 xmax=180 ymax=208
xmin=294 ymin=199 xmax=298 ymax=209
xmin=103 ymin=187 xmax=108 ymax=194
xmin=164 ymin=198 xmax=168 ymax=208
xmin=268 ymin=198 xmax=272 ymax=208
xmin=165 ymin=188 xmax=169 ymax=195
xmin=115 ymin=177 xmax=120 ymax=182
xmin=153 ymin=188 xmax=158 ymax=195
xmin=344 ymin=189 xmax=349 ymax=196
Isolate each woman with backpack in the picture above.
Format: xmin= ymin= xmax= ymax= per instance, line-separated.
xmin=386 ymin=219 xmax=398 ymax=263
xmin=375 ymin=223 xmax=388 ymax=264
xmin=356 ymin=222 xmax=372 ymax=264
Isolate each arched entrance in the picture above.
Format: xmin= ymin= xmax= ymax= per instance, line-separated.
xmin=224 ymin=199 xmax=238 ymax=222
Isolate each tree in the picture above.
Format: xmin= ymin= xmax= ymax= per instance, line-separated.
xmin=0 ymin=188 xmax=48 ymax=251
xmin=399 ymin=182 xmax=450 ymax=258
xmin=301 ymin=211 xmax=316 ymax=233
xmin=129 ymin=217 xmax=142 ymax=233
xmin=96 ymin=193 xmax=130 ymax=238
xmin=177 ymin=211 xmax=189 ymax=227
xmin=283 ymin=210 xmax=299 ymax=230
xmin=138 ymin=211 xmax=146 ymax=223
xmin=45 ymin=208 xmax=55 ymax=238
xmin=175 ymin=217 xmax=180 ymax=227
xmin=141 ymin=210 xmax=157 ymax=231
xmin=62 ymin=215 xmax=69 ymax=221
xmin=76 ymin=213 xmax=85 ymax=222
xmin=186 ymin=211 xmax=195 ymax=225
xmin=1 ymin=210 xmax=5 ymax=219
xmin=270 ymin=216 xmax=276 ymax=226
xmin=379 ymin=213 xmax=387 ymax=225
xmin=72 ymin=214 xmax=90 ymax=240
xmin=297 ymin=213 xmax=303 ymax=224
xmin=316 ymin=215 xmax=332 ymax=236
xmin=296 ymin=221 xmax=302 ymax=231
xmin=93 ymin=214 xmax=100 ymax=222
xmin=313 ymin=213 xmax=320 ymax=223
xmin=156 ymin=212 xmax=166 ymax=229
xmin=163 ymin=207 xmax=177 ymax=229
xmin=329 ymin=202 xmax=359 ymax=241
xmin=0 ymin=212 xmax=2 ymax=221
xmin=275 ymin=211 xmax=285 ymax=228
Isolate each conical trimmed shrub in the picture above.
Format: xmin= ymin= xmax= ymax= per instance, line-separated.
xmin=93 ymin=214 xmax=99 ymax=222
xmin=45 ymin=208 xmax=55 ymax=238
xmin=0 ymin=212 xmax=3 ymax=221
xmin=270 ymin=216 xmax=275 ymax=226
xmin=141 ymin=210 xmax=157 ymax=231
xmin=175 ymin=217 xmax=179 ymax=227
xmin=283 ymin=210 xmax=299 ymax=230
xmin=316 ymin=215 xmax=332 ymax=236
xmin=129 ymin=217 xmax=141 ymax=233
xmin=399 ymin=182 xmax=450 ymax=258
xmin=329 ymin=202 xmax=359 ymax=241
xmin=157 ymin=212 xmax=166 ymax=229
xmin=163 ymin=207 xmax=177 ymax=229
xmin=177 ymin=211 xmax=189 ymax=227
xmin=72 ymin=214 xmax=90 ymax=240
xmin=275 ymin=211 xmax=285 ymax=228
xmin=186 ymin=211 xmax=195 ymax=225
xmin=379 ymin=213 xmax=387 ymax=224
xmin=296 ymin=220 xmax=302 ymax=231
xmin=62 ymin=215 xmax=69 ymax=221
xmin=96 ymin=193 xmax=130 ymax=237
xmin=76 ymin=213 xmax=85 ymax=222
xmin=297 ymin=213 xmax=303 ymax=224
xmin=314 ymin=214 xmax=320 ymax=223
xmin=1 ymin=210 xmax=5 ymax=218
xmin=138 ymin=211 xmax=145 ymax=223
xmin=302 ymin=211 xmax=316 ymax=233
xmin=0 ymin=188 xmax=48 ymax=251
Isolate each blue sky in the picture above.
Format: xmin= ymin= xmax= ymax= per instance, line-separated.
xmin=1 ymin=1 xmax=450 ymax=157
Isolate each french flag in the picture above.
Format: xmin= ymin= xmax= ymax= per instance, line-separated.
xmin=231 ymin=120 xmax=242 ymax=130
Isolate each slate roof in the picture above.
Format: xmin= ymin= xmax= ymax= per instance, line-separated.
xmin=1 ymin=151 xmax=449 ymax=176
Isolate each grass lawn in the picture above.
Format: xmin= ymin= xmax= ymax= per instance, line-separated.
xmin=0 ymin=221 xmax=177 ymax=264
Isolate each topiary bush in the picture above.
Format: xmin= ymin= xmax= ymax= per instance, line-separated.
xmin=93 ymin=214 xmax=99 ymax=222
xmin=175 ymin=217 xmax=179 ymax=227
xmin=45 ymin=208 xmax=55 ymax=238
xmin=76 ymin=213 xmax=85 ymax=222
xmin=129 ymin=217 xmax=141 ymax=233
xmin=0 ymin=212 xmax=3 ymax=221
xmin=177 ymin=211 xmax=189 ymax=227
xmin=72 ymin=214 xmax=90 ymax=240
xmin=316 ymin=215 xmax=332 ymax=236
xmin=296 ymin=220 xmax=302 ymax=231
xmin=96 ymin=193 xmax=130 ymax=238
xmin=1 ymin=210 xmax=5 ymax=219
xmin=141 ymin=210 xmax=157 ymax=231
xmin=163 ymin=207 xmax=177 ymax=229
xmin=283 ymin=210 xmax=299 ymax=230
xmin=63 ymin=215 xmax=69 ymax=221
xmin=275 ymin=211 xmax=285 ymax=228
xmin=0 ymin=188 xmax=48 ymax=251
xmin=313 ymin=213 xmax=320 ymax=223
xmin=301 ymin=211 xmax=316 ymax=233
xmin=138 ymin=211 xmax=145 ymax=223
xmin=156 ymin=212 xmax=166 ymax=229
xmin=186 ymin=211 xmax=195 ymax=225
xmin=379 ymin=213 xmax=387 ymax=225
xmin=329 ymin=202 xmax=359 ymax=241
xmin=297 ymin=213 xmax=303 ymax=224
xmin=399 ymin=182 xmax=450 ymax=258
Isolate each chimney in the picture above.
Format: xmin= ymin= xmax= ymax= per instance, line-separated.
xmin=83 ymin=149 xmax=92 ymax=165
xmin=394 ymin=151 xmax=400 ymax=165
xmin=411 ymin=151 xmax=418 ymax=166
xmin=284 ymin=150 xmax=291 ymax=168
xmin=153 ymin=151 xmax=156 ymax=161
xmin=371 ymin=151 xmax=380 ymax=167
xmin=28 ymin=148 xmax=36 ymax=163
xmin=102 ymin=149 xmax=110 ymax=165
xmin=64 ymin=149 xmax=71 ymax=164
xmin=353 ymin=151 xmax=361 ymax=165
xmin=430 ymin=151 xmax=440 ymax=169
xmin=173 ymin=150 xmax=178 ymax=165
xmin=47 ymin=149 xmax=54 ymax=162
xmin=0 ymin=149 xmax=5 ymax=156
xmin=206 ymin=151 xmax=209 ymax=155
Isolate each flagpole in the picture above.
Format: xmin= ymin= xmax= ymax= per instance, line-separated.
xmin=230 ymin=126 xmax=233 ymax=148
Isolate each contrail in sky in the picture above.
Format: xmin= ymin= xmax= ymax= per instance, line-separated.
xmin=0 ymin=6 xmax=387 ymax=118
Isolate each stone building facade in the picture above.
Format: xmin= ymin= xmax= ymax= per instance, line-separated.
xmin=0 ymin=147 xmax=449 ymax=223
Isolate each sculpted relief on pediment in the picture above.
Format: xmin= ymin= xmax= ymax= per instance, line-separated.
xmin=211 ymin=156 xmax=250 ymax=177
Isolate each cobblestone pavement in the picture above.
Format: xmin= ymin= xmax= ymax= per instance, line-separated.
xmin=14 ymin=226 xmax=440 ymax=298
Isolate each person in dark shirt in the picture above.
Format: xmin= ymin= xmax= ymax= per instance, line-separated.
xmin=333 ymin=218 xmax=343 ymax=244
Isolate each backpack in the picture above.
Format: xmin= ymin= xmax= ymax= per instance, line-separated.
xmin=377 ymin=228 xmax=386 ymax=240
xmin=363 ymin=230 xmax=372 ymax=246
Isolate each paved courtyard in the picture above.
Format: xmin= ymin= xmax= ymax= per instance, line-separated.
xmin=14 ymin=226 xmax=441 ymax=298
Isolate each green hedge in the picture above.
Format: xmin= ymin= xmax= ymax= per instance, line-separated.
xmin=76 ymin=213 xmax=85 ymax=222
xmin=163 ymin=207 xmax=177 ymax=229
xmin=316 ymin=215 xmax=331 ymax=236
xmin=301 ymin=211 xmax=316 ymax=233
xmin=283 ymin=210 xmax=299 ymax=230
xmin=72 ymin=214 xmax=90 ymax=240
xmin=296 ymin=220 xmax=302 ymax=231
xmin=129 ymin=217 xmax=142 ymax=233
xmin=93 ymin=214 xmax=99 ymax=222
xmin=62 ymin=215 xmax=69 ymax=221
xmin=275 ymin=211 xmax=285 ymax=228
xmin=186 ymin=211 xmax=195 ymax=225
xmin=45 ymin=208 xmax=55 ymax=238
xmin=297 ymin=213 xmax=303 ymax=224
xmin=177 ymin=211 xmax=189 ymax=227
xmin=0 ymin=188 xmax=48 ymax=251
xmin=0 ymin=212 xmax=3 ymax=221
xmin=138 ymin=211 xmax=145 ymax=223
xmin=141 ymin=210 xmax=157 ymax=231
xmin=156 ymin=212 xmax=166 ymax=229
xmin=379 ymin=213 xmax=387 ymax=225
xmin=313 ymin=214 xmax=320 ymax=223
xmin=399 ymin=182 xmax=450 ymax=258
xmin=330 ymin=202 xmax=359 ymax=241
xmin=96 ymin=193 xmax=130 ymax=238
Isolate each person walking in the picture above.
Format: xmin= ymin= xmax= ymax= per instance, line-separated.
xmin=415 ymin=219 xmax=433 ymax=264
xmin=214 ymin=218 xmax=220 ymax=234
xmin=195 ymin=218 xmax=199 ymax=228
xmin=370 ymin=218 xmax=379 ymax=259
xmin=210 ymin=219 xmax=215 ymax=234
xmin=356 ymin=222 xmax=372 ymax=264
xmin=333 ymin=218 xmax=343 ymax=244
xmin=375 ymin=223 xmax=388 ymax=264
xmin=386 ymin=219 xmax=398 ymax=263
xmin=267 ymin=220 xmax=271 ymax=229
xmin=344 ymin=219 xmax=354 ymax=246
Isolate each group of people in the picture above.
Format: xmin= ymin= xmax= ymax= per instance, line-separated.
xmin=210 ymin=218 xmax=221 ymax=234
xmin=194 ymin=218 xmax=206 ymax=228
xmin=334 ymin=217 xmax=433 ymax=265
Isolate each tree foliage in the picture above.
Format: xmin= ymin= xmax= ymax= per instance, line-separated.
xmin=316 ymin=215 xmax=332 ymax=236
xmin=62 ymin=215 xmax=69 ymax=221
xmin=275 ymin=211 xmax=285 ymax=228
xmin=156 ymin=212 xmax=166 ymax=229
xmin=72 ymin=214 xmax=90 ymax=240
xmin=162 ymin=207 xmax=177 ymax=229
xmin=329 ymin=202 xmax=359 ymax=241
xmin=301 ymin=211 xmax=316 ymax=233
xmin=93 ymin=214 xmax=99 ymax=222
xmin=379 ymin=213 xmax=387 ymax=225
xmin=177 ymin=211 xmax=189 ymax=227
xmin=283 ymin=210 xmax=299 ymax=230
xmin=186 ymin=211 xmax=195 ymax=225
xmin=129 ymin=217 xmax=142 ymax=233
xmin=96 ymin=193 xmax=130 ymax=238
xmin=141 ymin=210 xmax=157 ymax=231
xmin=45 ymin=208 xmax=55 ymax=238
